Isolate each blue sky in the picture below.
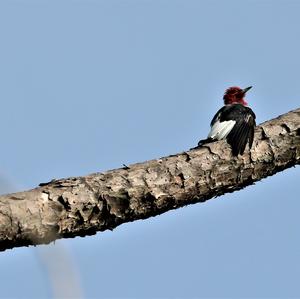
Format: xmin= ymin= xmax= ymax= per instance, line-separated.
xmin=0 ymin=0 xmax=299 ymax=298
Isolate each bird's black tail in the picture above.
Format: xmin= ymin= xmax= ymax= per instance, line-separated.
xmin=197 ymin=137 xmax=214 ymax=146
xmin=190 ymin=138 xmax=214 ymax=150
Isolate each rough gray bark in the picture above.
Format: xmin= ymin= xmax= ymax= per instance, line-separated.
xmin=0 ymin=108 xmax=299 ymax=252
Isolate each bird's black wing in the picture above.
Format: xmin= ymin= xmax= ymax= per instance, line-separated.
xmin=210 ymin=106 xmax=228 ymax=126
xmin=196 ymin=107 xmax=228 ymax=146
xmin=221 ymin=104 xmax=256 ymax=156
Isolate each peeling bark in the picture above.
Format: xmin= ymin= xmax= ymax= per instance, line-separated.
xmin=0 ymin=108 xmax=299 ymax=252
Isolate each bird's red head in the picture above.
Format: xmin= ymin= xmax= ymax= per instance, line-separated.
xmin=223 ymin=86 xmax=252 ymax=106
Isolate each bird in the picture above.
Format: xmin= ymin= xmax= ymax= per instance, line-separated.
xmin=197 ymin=86 xmax=256 ymax=156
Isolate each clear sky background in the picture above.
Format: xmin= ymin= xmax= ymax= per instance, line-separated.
xmin=0 ymin=0 xmax=299 ymax=298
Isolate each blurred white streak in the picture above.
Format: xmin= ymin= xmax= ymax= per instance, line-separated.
xmin=36 ymin=242 xmax=84 ymax=299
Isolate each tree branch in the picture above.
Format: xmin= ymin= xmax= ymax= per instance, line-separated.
xmin=0 ymin=108 xmax=299 ymax=252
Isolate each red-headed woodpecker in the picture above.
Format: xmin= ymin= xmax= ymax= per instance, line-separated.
xmin=197 ymin=86 xmax=256 ymax=156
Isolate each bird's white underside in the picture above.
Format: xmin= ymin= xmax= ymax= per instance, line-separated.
xmin=208 ymin=120 xmax=236 ymax=140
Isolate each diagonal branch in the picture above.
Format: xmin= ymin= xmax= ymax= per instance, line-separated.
xmin=0 ymin=108 xmax=299 ymax=252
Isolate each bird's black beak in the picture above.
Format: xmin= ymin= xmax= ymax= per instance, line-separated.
xmin=242 ymin=86 xmax=252 ymax=94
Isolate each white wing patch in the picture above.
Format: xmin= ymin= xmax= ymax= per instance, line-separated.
xmin=208 ymin=120 xmax=236 ymax=140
